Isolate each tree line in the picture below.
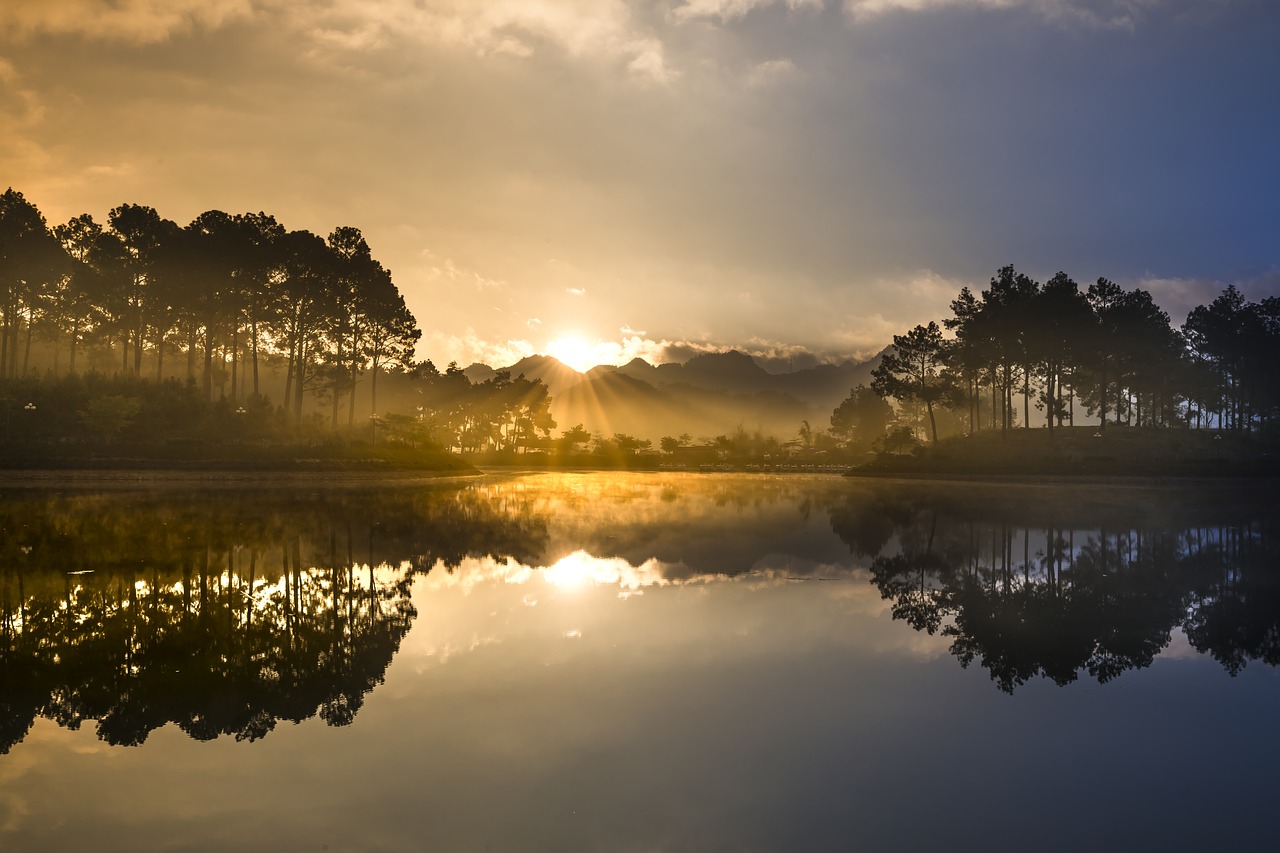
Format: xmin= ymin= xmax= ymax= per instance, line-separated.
xmin=10 ymin=185 xmax=1276 ymax=458
xmin=869 ymin=265 xmax=1280 ymax=443
xmin=0 ymin=187 xmax=420 ymax=425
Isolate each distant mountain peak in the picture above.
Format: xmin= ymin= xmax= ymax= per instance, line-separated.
xmin=686 ymin=349 xmax=757 ymax=364
xmin=496 ymin=354 xmax=586 ymax=396
xmin=508 ymin=353 xmax=579 ymax=373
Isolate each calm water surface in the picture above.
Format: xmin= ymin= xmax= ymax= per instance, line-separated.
xmin=2 ymin=473 xmax=1278 ymax=852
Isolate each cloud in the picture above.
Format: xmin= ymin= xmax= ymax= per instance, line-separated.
xmin=745 ymin=58 xmax=801 ymax=88
xmin=1135 ymin=269 xmax=1280 ymax=325
xmin=0 ymin=0 xmax=260 ymax=44
xmin=870 ymin=269 xmax=971 ymax=312
xmin=420 ymin=252 xmax=508 ymax=292
xmin=0 ymin=0 xmax=677 ymax=81
xmin=566 ymin=287 xmax=587 ymax=296
xmin=0 ymin=57 xmax=42 ymax=122
xmin=575 ymin=335 xmax=866 ymax=369
xmin=0 ymin=57 xmax=48 ymax=176
xmin=842 ymin=0 xmax=1169 ymax=30
xmin=741 ymin=338 xmax=870 ymax=372
xmin=419 ymin=328 xmax=534 ymax=369
xmin=673 ymin=0 xmax=825 ymax=24
xmin=300 ymin=0 xmax=676 ymax=81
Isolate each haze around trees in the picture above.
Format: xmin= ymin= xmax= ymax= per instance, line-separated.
xmin=3 ymin=188 xmax=1278 ymax=469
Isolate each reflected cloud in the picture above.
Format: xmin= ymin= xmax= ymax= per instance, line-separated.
xmin=544 ymin=550 xmax=666 ymax=590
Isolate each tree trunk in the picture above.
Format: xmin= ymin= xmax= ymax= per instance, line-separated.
xmin=991 ymin=372 xmax=998 ymax=436
xmin=1046 ymin=361 xmax=1055 ymax=436
xmin=347 ymin=360 xmax=357 ymax=427
xmin=251 ymin=317 xmax=260 ymax=398
xmin=133 ymin=323 xmax=143 ymax=375
xmin=1056 ymin=366 xmax=1064 ymax=427
xmin=968 ymin=376 xmax=976 ymax=434
xmin=294 ymin=335 xmax=307 ymax=420
xmin=347 ymin=323 xmax=361 ymax=428
xmin=1001 ymin=365 xmax=1010 ymax=436
xmin=284 ymin=310 xmax=299 ymax=418
xmin=203 ymin=327 xmax=215 ymax=401
xmin=0 ymin=307 xmax=8 ymax=377
xmin=1099 ymin=358 xmax=1108 ymax=431
xmin=231 ymin=323 xmax=239 ymax=403
xmin=284 ymin=352 xmax=295 ymax=418
xmin=1023 ymin=367 xmax=1030 ymax=429
xmin=22 ymin=315 xmax=33 ymax=377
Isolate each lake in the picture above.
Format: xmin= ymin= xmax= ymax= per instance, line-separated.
xmin=2 ymin=472 xmax=1278 ymax=852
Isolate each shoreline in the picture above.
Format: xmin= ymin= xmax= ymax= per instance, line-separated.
xmin=2 ymin=465 xmax=1277 ymax=492
xmin=842 ymin=469 xmax=1280 ymax=488
xmin=0 ymin=467 xmax=481 ymax=489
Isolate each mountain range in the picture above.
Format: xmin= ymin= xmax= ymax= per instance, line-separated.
xmin=462 ymin=350 xmax=881 ymax=443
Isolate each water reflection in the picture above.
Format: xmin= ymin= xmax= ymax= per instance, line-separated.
xmin=0 ymin=484 xmax=552 ymax=751
xmin=828 ymin=482 xmax=1280 ymax=692
xmin=2 ymin=475 xmax=1278 ymax=756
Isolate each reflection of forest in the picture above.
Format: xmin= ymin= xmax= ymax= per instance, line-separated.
xmin=828 ymin=486 xmax=1280 ymax=692
xmin=0 ymin=485 xmax=550 ymax=752
xmin=6 ymin=477 xmax=1277 ymax=751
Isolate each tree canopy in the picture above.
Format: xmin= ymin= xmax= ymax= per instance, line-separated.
xmin=869 ymin=264 xmax=1280 ymax=441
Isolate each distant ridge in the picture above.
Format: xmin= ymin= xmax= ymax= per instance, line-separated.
xmin=591 ymin=349 xmax=880 ymax=411
xmin=503 ymin=355 xmax=587 ymax=397
xmin=461 ymin=362 xmax=498 ymax=384
xmin=459 ymin=348 xmax=883 ymax=442
xmin=462 ymin=355 xmax=586 ymax=397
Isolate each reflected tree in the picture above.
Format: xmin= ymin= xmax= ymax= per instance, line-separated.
xmin=0 ymin=483 xmax=551 ymax=751
xmin=829 ymin=488 xmax=1280 ymax=692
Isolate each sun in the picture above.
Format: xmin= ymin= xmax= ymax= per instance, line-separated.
xmin=546 ymin=335 xmax=600 ymax=373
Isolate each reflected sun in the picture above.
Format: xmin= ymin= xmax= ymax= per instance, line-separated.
xmin=544 ymin=551 xmax=598 ymax=589
xmin=546 ymin=335 xmax=599 ymax=373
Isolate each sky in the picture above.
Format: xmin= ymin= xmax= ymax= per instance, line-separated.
xmin=2 ymin=0 xmax=1278 ymax=370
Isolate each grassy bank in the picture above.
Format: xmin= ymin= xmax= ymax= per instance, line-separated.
xmin=0 ymin=440 xmax=476 ymax=474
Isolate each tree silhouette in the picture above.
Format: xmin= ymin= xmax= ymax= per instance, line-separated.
xmin=1 ymin=189 xmax=66 ymax=378
xmin=830 ymin=383 xmax=892 ymax=450
xmin=871 ymin=321 xmax=950 ymax=443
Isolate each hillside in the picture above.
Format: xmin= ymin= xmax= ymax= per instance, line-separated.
xmin=454 ymin=349 xmax=882 ymax=442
